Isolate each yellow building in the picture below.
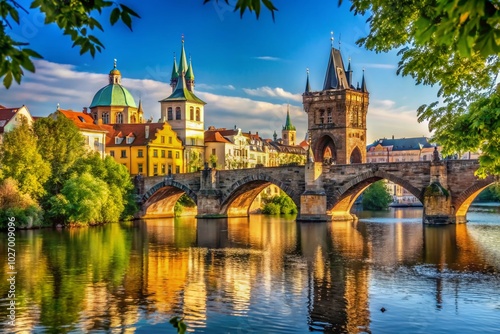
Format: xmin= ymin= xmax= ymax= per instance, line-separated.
xmin=103 ymin=123 xmax=184 ymax=176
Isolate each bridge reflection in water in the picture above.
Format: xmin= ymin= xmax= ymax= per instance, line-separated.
xmin=2 ymin=211 xmax=500 ymax=333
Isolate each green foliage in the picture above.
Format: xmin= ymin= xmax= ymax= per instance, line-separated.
xmin=475 ymin=185 xmax=500 ymax=202
xmin=204 ymin=0 xmax=278 ymax=20
xmin=34 ymin=115 xmax=86 ymax=193
xmin=174 ymin=194 xmax=196 ymax=217
xmin=169 ymin=316 xmax=187 ymax=334
xmin=1 ymin=0 xmax=139 ymax=88
xmin=362 ymin=181 xmax=393 ymax=211
xmin=48 ymin=172 xmax=122 ymax=226
xmin=262 ymin=193 xmax=298 ymax=215
xmin=0 ymin=178 xmax=44 ymax=228
xmin=0 ymin=117 xmax=50 ymax=199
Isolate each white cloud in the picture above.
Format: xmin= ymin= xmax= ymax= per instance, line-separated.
xmin=254 ymin=56 xmax=280 ymax=61
xmin=196 ymin=83 xmax=236 ymax=91
xmin=242 ymin=86 xmax=302 ymax=102
xmin=360 ymin=63 xmax=397 ymax=70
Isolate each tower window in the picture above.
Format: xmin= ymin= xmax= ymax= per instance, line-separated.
xmin=327 ymin=109 xmax=332 ymax=123
xmin=167 ymin=107 xmax=173 ymax=120
xmin=190 ymin=107 xmax=194 ymax=120
xmin=196 ymin=108 xmax=200 ymax=121
xmin=175 ymin=107 xmax=181 ymax=120
xmin=116 ymin=112 xmax=123 ymax=124
xmin=319 ymin=110 xmax=325 ymax=124
xmin=102 ymin=113 xmax=109 ymax=124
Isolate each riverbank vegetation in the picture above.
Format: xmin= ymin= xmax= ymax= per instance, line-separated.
xmin=362 ymin=181 xmax=393 ymax=211
xmin=262 ymin=193 xmax=298 ymax=215
xmin=0 ymin=117 xmax=137 ymax=228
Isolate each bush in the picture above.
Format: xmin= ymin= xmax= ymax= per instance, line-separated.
xmin=0 ymin=178 xmax=45 ymax=228
xmin=262 ymin=193 xmax=298 ymax=215
xmin=362 ymin=181 xmax=393 ymax=211
xmin=262 ymin=202 xmax=281 ymax=215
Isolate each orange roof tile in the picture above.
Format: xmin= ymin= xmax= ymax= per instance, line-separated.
xmin=57 ymin=109 xmax=108 ymax=133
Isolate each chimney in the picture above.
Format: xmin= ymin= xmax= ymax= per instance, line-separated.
xmin=82 ymin=107 xmax=88 ymax=114
xmin=145 ymin=125 xmax=150 ymax=139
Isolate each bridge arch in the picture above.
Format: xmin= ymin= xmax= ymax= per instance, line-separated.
xmin=141 ymin=179 xmax=198 ymax=218
xmin=220 ymin=174 xmax=300 ymax=217
xmin=454 ymin=179 xmax=496 ymax=220
xmin=314 ymin=134 xmax=338 ymax=164
xmin=327 ymin=168 xmax=422 ymax=214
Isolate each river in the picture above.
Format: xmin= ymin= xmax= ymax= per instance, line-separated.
xmin=1 ymin=207 xmax=499 ymax=333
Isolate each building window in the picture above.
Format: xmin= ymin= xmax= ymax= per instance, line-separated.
xmin=191 ymin=138 xmax=195 ymax=145
xmin=175 ymin=165 xmax=180 ymax=174
xmin=110 ymin=150 xmax=115 ymax=157
xmin=175 ymin=107 xmax=181 ymax=120
xmin=168 ymin=150 xmax=172 ymax=158
xmin=153 ymin=149 xmax=158 ymax=157
xmin=161 ymin=150 xmax=165 ymax=158
xmin=161 ymin=136 xmax=165 ymax=143
xmin=116 ymin=112 xmax=123 ymax=124
xmin=168 ymin=165 xmax=172 ymax=174
xmin=161 ymin=164 xmax=166 ymax=174
xmin=94 ymin=137 xmax=99 ymax=148
xmin=121 ymin=150 xmax=126 ymax=158
xmin=138 ymin=163 xmax=143 ymax=174
xmin=167 ymin=107 xmax=173 ymax=120
xmin=327 ymin=109 xmax=332 ymax=123
xmin=102 ymin=113 xmax=109 ymax=124
xmin=175 ymin=151 xmax=179 ymax=159
xmin=126 ymin=136 xmax=134 ymax=144
xmin=153 ymin=164 xmax=158 ymax=176
xmin=196 ymin=108 xmax=200 ymax=121
xmin=168 ymin=136 xmax=172 ymax=144
xmin=138 ymin=149 xmax=143 ymax=157
xmin=190 ymin=106 xmax=194 ymax=120
xmin=212 ymin=148 xmax=216 ymax=155
xmin=319 ymin=110 xmax=325 ymax=124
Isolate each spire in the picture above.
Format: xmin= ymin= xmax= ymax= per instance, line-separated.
xmin=305 ymin=68 xmax=311 ymax=93
xmin=323 ymin=45 xmax=349 ymax=90
xmin=346 ymin=57 xmax=353 ymax=88
xmin=186 ymin=56 xmax=195 ymax=80
xmin=170 ymin=54 xmax=179 ymax=81
xmin=273 ymin=130 xmax=277 ymax=141
xmin=179 ymin=36 xmax=189 ymax=75
xmin=361 ymin=69 xmax=368 ymax=93
xmin=283 ymin=104 xmax=296 ymax=131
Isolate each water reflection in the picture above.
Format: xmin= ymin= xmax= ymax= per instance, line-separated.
xmin=1 ymin=209 xmax=499 ymax=333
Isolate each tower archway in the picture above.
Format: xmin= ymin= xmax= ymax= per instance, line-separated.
xmin=350 ymin=147 xmax=362 ymax=164
xmin=315 ymin=135 xmax=337 ymax=164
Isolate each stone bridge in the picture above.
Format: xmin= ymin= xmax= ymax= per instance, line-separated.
xmin=135 ymin=160 xmax=495 ymax=224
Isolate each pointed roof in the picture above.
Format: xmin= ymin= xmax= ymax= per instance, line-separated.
xmin=137 ymin=99 xmax=144 ymax=114
xmin=179 ymin=39 xmax=189 ymax=75
xmin=361 ymin=70 xmax=368 ymax=93
xmin=323 ymin=47 xmax=349 ymax=90
xmin=305 ymin=69 xmax=311 ymax=93
xmin=56 ymin=109 xmax=108 ymax=133
xmin=283 ymin=105 xmax=296 ymax=131
xmin=170 ymin=55 xmax=179 ymax=81
xmin=160 ymin=73 xmax=206 ymax=104
xmin=186 ymin=58 xmax=194 ymax=80
xmin=346 ymin=57 xmax=353 ymax=87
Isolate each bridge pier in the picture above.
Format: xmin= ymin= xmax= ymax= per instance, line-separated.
xmin=423 ymin=162 xmax=455 ymax=224
xmin=196 ymin=166 xmax=226 ymax=218
xmin=297 ymin=162 xmax=332 ymax=222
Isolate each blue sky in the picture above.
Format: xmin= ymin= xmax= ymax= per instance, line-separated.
xmin=1 ymin=0 xmax=438 ymax=143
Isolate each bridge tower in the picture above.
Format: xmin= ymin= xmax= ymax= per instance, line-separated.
xmin=302 ymin=40 xmax=369 ymax=164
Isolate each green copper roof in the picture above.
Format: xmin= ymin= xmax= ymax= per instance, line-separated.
xmin=179 ymin=41 xmax=189 ymax=75
xmin=305 ymin=70 xmax=311 ymax=93
xmin=90 ymin=84 xmax=137 ymax=108
xmin=283 ymin=107 xmax=296 ymax=131
xmin=186 ymin=59 xmax=194 ymax=80
xmin=171 ymin=56 xmax=179 ymax=80
xmin=160 ymin=75 xmax=205 ymax=104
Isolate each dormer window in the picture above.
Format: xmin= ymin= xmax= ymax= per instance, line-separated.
xmin=78 ymin=116 xmax=85 ymax=123
xmin=115 ymin=137 xmax=123 ymax=144
xmin=126 ymin=136 xmax=134 ymax=144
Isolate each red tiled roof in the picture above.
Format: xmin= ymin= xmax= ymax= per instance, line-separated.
xmin=57 ymin=109 xmax=108 ymax=133
xmin=0 ymin=107 xmax=19 ymax=121
xmin=103 ymin=123 xmax=168 ymax=147
xmin=204 ymin=131 xmax=232 ymax=143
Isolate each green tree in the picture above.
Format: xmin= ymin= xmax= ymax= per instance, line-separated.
xmin=48 ymin=172 xmax=122 ymax=225
xmin=1 ymin=0 xmax=139 ymax=88
xmin=0 ymin=117 xmax=50 ymax=199
xmin=362 ymin=180 xmax=393 ymax=211
xmin=262 ymin=193 xmax=298 ymax=215
xmin=34 ymin=115 xmax=86 ymax=194
xmin=0 ymin=178 xmax=44 ymax=228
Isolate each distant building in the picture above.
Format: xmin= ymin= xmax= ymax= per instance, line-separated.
xmin=366 ymin=136 xmax=441 ymax=205
xmin=103 ymin=123 xmax=184 ymax=176
xmin=89 ymin=60 xmax=144 ymax=124
xmin=51 ymin=108 xmax=108 ymax=158
xmin=0 ymin=105 xmax=34 ymax=143
xmin=160 ymin=39 xmax=206 ymax=172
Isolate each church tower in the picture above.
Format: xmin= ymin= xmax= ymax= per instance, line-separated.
xmin=282 ymin=104 xmax=296 ymax=146
xmin=302 ymin=38 xmax=369 ymax=164
xmin=160 ymin=38 xmax=206 ymax=172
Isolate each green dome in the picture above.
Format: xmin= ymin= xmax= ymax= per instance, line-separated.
xmin=89 ymin=84 xmax=137 ymax=108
